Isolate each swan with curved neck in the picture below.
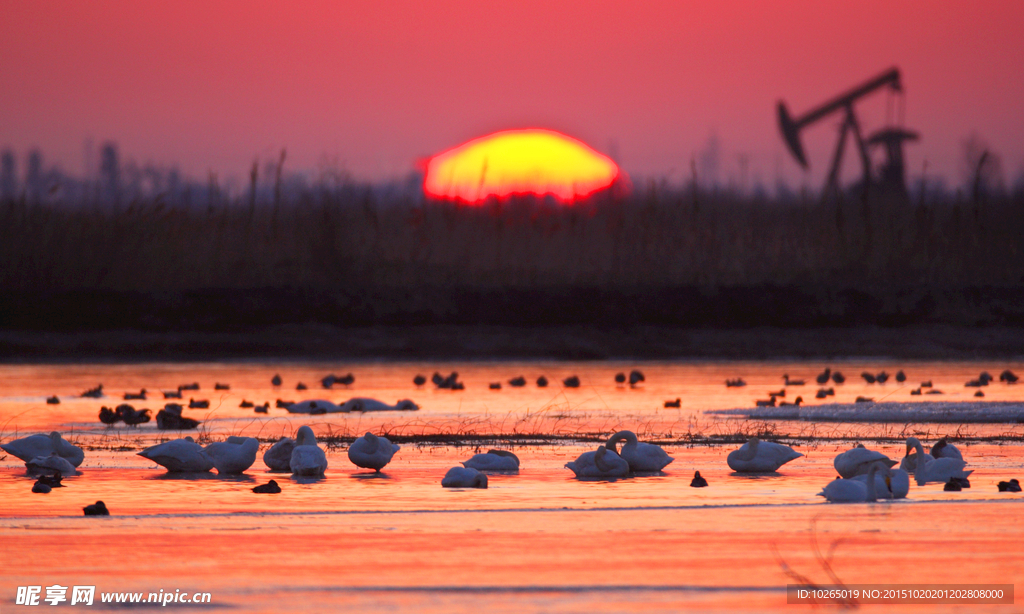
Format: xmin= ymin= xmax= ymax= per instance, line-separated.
xmin=605 ymin=430 xmax=674 ymax=473
xmin=834 ymin=444 xmax=897 ymax=478
xmin=906 ymin=437 xmax=972 ymax=486
xmin=204 ymin=437 xmax=259 ymax=474
xmin=290 ymin=426 xmax=328 ymax=476
xmin=727 ymin=437 xmax=802 ymax=472
xmin=263 ymin=436 xmax=296 ymax=472
xmin=348 ymin=432 xmax=400 ymax=471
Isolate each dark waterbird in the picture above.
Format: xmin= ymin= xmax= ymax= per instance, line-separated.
xmin=690 ymin=471 xmax=708 ymax=487
xmin=188 ymin=399 xmax=209 ymax=409
xmin=975 ymin=391 xmax=985 ymax=397
xmin=725 ymin=378 xmax=746 ymax=387
xmin=435 ymin=372 xmax=462 ymax=390
xmin=782 ymin=374 xmax=805 ymax=386
xmin=81 ymin=384 xmax=103 ymax=398
xmin=37 ymin=471 xmax=64 ymax=487
xmin=943 ymin=479 xmax=962 ymax=492
xmin=999 ymin=370 xmax=1019 ymax=384
xmin=664 ymin=398 xmax=681 ymax=408
xmin=271 ymin=374 xmax=282 ymax=386
xmin=921 ymin=380 xmax=933 ymax=388
xmin=629 ymin=370 xmax=645 ymax=387
xmin=179 ymin=383 xmax=200 ymax=391
xmin=253 ymin=480 xmax=281 ymax=494
xmin=413 ymin=374 xmax=427 ymax=387
xmin=489 ymin=382 xmax=502 ymax=390
xmin=117 ymin=405 xmax=151 ymax=426
xmin=816 ymin=368 xmax=831 ymax=385
xmin=509 ymin=376 xmax=526 ymax=387
xmin=124 ymin=389 xmax=147 ymax=400
xmin=562 ymin=375 xmax=580 ymax=388
xmin=537 ymin=376 xmax=549 ymax=388
xmin=83 ymin=501 xmax=109 ymax=516
xmin=215 ymin=383 xmax=230 ymax=390
xmin=895 ymin=370 xmax=906 ymax=383
xmin=614 ymin=372 xmax=626 ymax=385
xmin=755 ymin=397 xmax=776 ymax=407
xmin=239 ymin=400 xmax=254 ymax=408
xmin=861 ymin=372 xmax=876 ymax=384
xmin=254 ymin=403 xmax=269 ymax=414
xmin=156 ymin=408 xmax=200 ymax=430
xmin=815 ymin=387 xmax=835 ymax=399
xmin=163 ymin=390 xmax=182 ymax=399
xmin=32 ymin=481 xmax=51 ymax=493
xmin=46 ymin=396 xmax=60 ymax=405
xmin=336 ymin=373 xmax=355 ymax=387
xmin=831 ymin=371 xmax=845 ymax=384
xmin=98 ymin=406 xmax=120 ymax=425
xmin=321 ymin=374 xmax=336 ymax=388
xmin=778 ymin=396 xmax=803 ymax=407
xmin=296 ymin=382 xmax=307 ymax=390
xmin=875 ymin=371 xmax=889 ymax=384
xmin=997 ymin=479 xmax=1021 ymax=492
xmin=855 ymin=396 xmax=873 ymax=403
xmin=276 ymin=399 xmax=294 ymax=409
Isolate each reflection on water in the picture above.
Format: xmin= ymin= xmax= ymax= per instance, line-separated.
xmin=1 ymin=360 xmax=1023 ymax=612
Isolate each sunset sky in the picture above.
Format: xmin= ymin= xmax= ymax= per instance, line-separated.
xmin=2 ymin=0 xmax=1022 ymax=190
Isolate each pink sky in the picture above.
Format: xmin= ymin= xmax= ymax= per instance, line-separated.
xmin=1 ymin=0 xmax=1022 ymax=189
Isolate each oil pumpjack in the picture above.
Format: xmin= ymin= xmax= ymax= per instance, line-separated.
xmin=777 ymin=67 xmax=918 ymax=196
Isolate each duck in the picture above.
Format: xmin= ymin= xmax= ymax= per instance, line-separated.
xmin=124 ymin=389 xmax=147 ymax=400
xmin=285 ymin=399 xmax=345 ymax=414
xmin=833 ymin=445 xmax=897 ymax=478
xmin=263 ymin=436 xmax=296 ymax=472
xmin=117 ymin=405 xmax=151 ymax=426
xmin=850 ymin=467 xmax=910 ymax=498
xmin=629 ymin=370 xmax=645 ymax=387
xmin=818 ymin=465 xmax=891 ymax=503
xmin=32 ymin=481 xmax=51 ymax=493
xmin=338 ymin=398 xmax=419 ymax=412
xmin=81 ymin=384 xmax=103 ymax=398
xmin=179 ymin=382 xmax=200 ymax=391
xmin=690 ymin=471 xmax=709 ymax=487
xmin=562 ymin=375 xmax=580 ymax=388
xmin=783 ymin=374 xmax=805 ymax=386
xmin=296 ymin=382 xmax=308 ymax=390
xmin=98 ymin=406 xmax=120 ymax=425
xmin=290 ymin=426 xmax=328 ymax=476
xmin=27 ymin=453 xmax=78 ymax=476
xmin=1 ymin=432 xmax=84 ymax=467
xmin=348 ymin=432 xmax=399 ymax=472
xmin=413 ymin=374 xmax=427 ymax=387
xmin=778 ymin=396 xmax=803 ymax=407
xmin=336 ymin=373 xmax=355 ymax=387
xmin=614 ymin=372 xmax=626 ymax=385
xmin=271 ymin=374 xmax=282 ymax=386
xmin=876 ymin=371 xmax=889 ymax=384
xmin=252 ymin=480 xmax=281 ymax=493
xmin=163 ymin=389 xmax=183 ymax=399
xmin=214 ymin=383 xmax=230 ymax=390
xmin=943 ymin=479 xmax=962 ymax=491
xmin=138 ymin=437 xmax=214 ymax=472
xmin=999 ymin=370 xmax=1018 ymax=384
xmin=605 ymin=430 xmax=674 ymax=473
xmin=36 ymin=471 xmax=64 ymax=488
xmin=239 ymin=400 xmax=254 ymax=408
xmin=462 ymin=450 xmax=520 ymax=472
xmin=725 ymin=378 xmax=746 ymax=387
xmin=204 ymin=437 xmax=259 ymax=474
xmin=929 ymin=438 xmax=963 ymax=461
xmin=997 ymin=479 xmax=1021 ymax=492
xmin=536 ymin=376 xmax=549 ymax=388
xmin=441 ymin=467 xmax=488 ymax=488
xmin=664 ymin=398 xmax=681 ymax=408
xmin=83 ymin=501 xmax=109 ymax=516
xmin=727 ymin=437 xmax=802 ymax=473
xmin=565 ymin=446 xmax=630 ymax=479
xmin=188 ymin=399 xmax=209 ymax=409
xmin=489 ymin=382 xmax=502 ymax=390
xmin=755 ymin=397 xmax=776 ymax=407
xmin=831 ymin=371 xmax=845 ymax=384
xmin=509 ymin=376 xmax=527 ymax=387
xmin=46 ymin=396 xmax=60 ymax=404
xmin=904 ymin=437 xmax=973 ymax=486
xmin=920 ymin=380 xmax=933 ymax=388
xmin=155 ymin=407 xmax=200 ymax=430
xmin=816 ymin=368 xmax=832 ymax=385
xmin=861 ymin=372 xmax=876 ymax=384
xmin=321 ymin=374 xmax=337 ymax=388
xmin=895 ymin=370 xmax=907 ymax=383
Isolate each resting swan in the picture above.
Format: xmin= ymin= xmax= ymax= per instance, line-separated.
xmin=1 ymin=432 xmax=84 ymax=467
xmin=290 ymin=426 xmax=328 ymax=476
xmin=833 ymin=445 xmax=897 ymax=478
xmin=905 ymin=437 xmax=972 ymax=486
xmin=348 ymin=432 xmax=399 ymax=471
xmin=263 ymin=436 xmax=296 ymax=472
xmin=26 ymin=453 xmax=78 ymax=476
xmin=441 ymin=466 xmax=488 ymax=488
xmin=605 ymin=430 xmax=674 ymax=472
xmin=285 ymin=400 xmax=345 ymax=414
xmin=462 ymin=450 xmax=520 ymax=472
xmin=339 ymin=398 xmax=419 ymax=412
xmin=565 ymin=446 xmax=630 ymax=479
xmin=818 ymin=464 xmax=891 ymax=503
xmin=930 ymin=438 xmax=964 ymax=461
xmin=138 ymin=437 xmax=214 ymax=472
xmin=727 ymin=437 xmax=802 ymax=472
xmin=204 ymin=436 xmax=259 ymax=474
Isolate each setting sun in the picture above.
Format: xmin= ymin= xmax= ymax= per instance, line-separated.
xmin=423 ymin=129 xmax=622 ymax=203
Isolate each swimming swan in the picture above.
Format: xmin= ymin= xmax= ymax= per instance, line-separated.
xmin=340 ymin=398 xmax=419 ymax=412
xmin=850 ymin=467 xmax=910 ymax=498
xmin=138 ymin=437 xmax=214 ymax=472
xmin=263 ymin=436 xmax=296 ymax=472
xmin=929 ymin=438 xmax=963 ymax=461
xmin=833 ymin=445 xmax=897 ymax=478
xmin=290 ymin=426 xmax=328 ymax=476
xmin=441 ymin=466 xmax=488 ymax=488
xmin=348 ymin=432 xmax=399 ymax=471
xmin=462 ymin=450 xmax=520 ymax=472
xmin=1 ymin=432 xmax=84 ymax=467
xmin=727 ymin=437 xmax=802 ymax=472
xmin=204 ymin=436 xmax=259 ymax=474
xmin=565 ymin=446 xmax=630 ymax=479
xmin=605 ymin=430 xmax=674 ymax=472
xmin=818 ymin=464 xmax=891 ymax=503
xmin=905 ymin=437 xmax=972 ymax=486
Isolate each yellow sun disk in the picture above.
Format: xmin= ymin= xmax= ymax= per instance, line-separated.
xmin=424 ymin=129 xmax=619 ymax=202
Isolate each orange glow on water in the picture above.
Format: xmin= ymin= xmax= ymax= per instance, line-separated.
xmin=423 ymin=129 xmax=621 ymax=203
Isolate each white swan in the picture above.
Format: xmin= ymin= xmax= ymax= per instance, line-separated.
xmin=833 ymin=445 xmax=897 ymax=478
xmin=290 ymin=426 xmax=328 ymax=476
xmin=441 ymin=466 xmax=488 ymax=488
xmin=339 ymin=398 xmax=419 ymax=412
xmin=850 ymin=467 xmax=910 ymax=498
xmin=138 ymin=437 xmax=214 ymax=472
xmin=605 ymin=430 xmax=674 ymax=472
xmin=1 ymin=432 xmax=84 ymax=467
xmin=462 ymin=450 xmax=520 ymax=472
xmin=905 ymin=437 xmax=972 ymax=486
xmin=348 ymin=432 xmax=399 ymax=471
xmin=727 ymin=437 xmax=802 ymax=472
xmin=26 ymin=453 xmax=78 ymax=476
xmin=818 ymin=464 xmax=891 ymax=503
xmin=204 ymin=436 xmax=259 ymax=474
xmin=285 ymin=400 xmax=345 ymax=414
xmin=930 ymin=439 xmax=964 ymax=461
xmin=565 ymin=446 xmax=630 ymax=479
xmin=263 ymin=436 xmax=295 ymax=472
